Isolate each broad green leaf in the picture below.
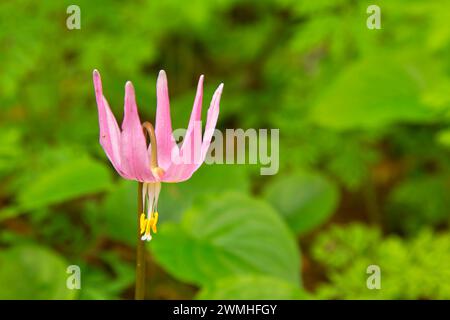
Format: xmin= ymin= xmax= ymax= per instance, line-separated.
xmin=310 ymin=56 xmax=432 ymax=130
xmin=152 ymin=193 xmax=301 ymax=286
xmin=0 ymin=245 xmax=76 ymax=299
xmin=16 ymin=156 xmax=113 ymax=211
xmin=264 ymin=171 xmax=339 ymax=234
xmin=196 ymin=275 xmax=308 ymax=300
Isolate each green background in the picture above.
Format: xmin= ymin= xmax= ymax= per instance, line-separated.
xmin=0 ymin=0 xmax=449 ymax=299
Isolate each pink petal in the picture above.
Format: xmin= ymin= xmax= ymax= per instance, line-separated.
xmin=155 ymin=70 xmax=179 ymax=171
xmin=93 ymin=70 xmax=129 ymax=178
xmin=199 ymin=83 xmax=223 ymax=167
xmin=120 ymin=81 xmax=155 ymax=182
xmin=179 ymin=75 xmax=204 ymax=166
xmin=162 ymin=166 xmax=190 ymax=183
xmin=163 ymin=82 xmax=223 ymax=182
xmin=165 ymin=76 xmax=205 ymax=182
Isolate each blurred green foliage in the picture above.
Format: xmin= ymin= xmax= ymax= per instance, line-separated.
xmin=264 ymin=170 xmax=339 ymax=234
xmin=313 ymin=224 xmax=450 ymax=299
xmin=0 ymin=245 xmax=76 ymax=299
xmin=0 ymin=0 xmax=449 ymax=299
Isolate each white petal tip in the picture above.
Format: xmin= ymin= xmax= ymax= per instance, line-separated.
xmin=125 ymin=81 xmax=134 ymax=89
xmin=158 ymin=70 xmax=167 ymax=78
xmin=93 ymin=70 xmax=102 ymax=91
xmin=93 ymin=69 xmax=101 ymax=81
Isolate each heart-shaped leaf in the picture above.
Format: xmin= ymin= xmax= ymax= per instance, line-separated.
xmin=151 ymin=193 xmax=301 ymax=286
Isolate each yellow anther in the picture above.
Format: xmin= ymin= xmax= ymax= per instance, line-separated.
xmin=152 ymin=212 xmax=159 ymax=233
xmin=140 ymin=213 xmax=147 ymax=234
xmin=140 ymin=211 xmax=159 ymax=241
xmin=149 ymin=219 xmax=156 ymax=233
xmin=145 ymin=218 xmax=152 ymax=236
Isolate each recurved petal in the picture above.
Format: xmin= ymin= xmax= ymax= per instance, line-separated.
xmin=120 ymin=81 xmax=155 ymax=182
xmin=155 ymin=70 xmax=179 ymax=171
xmin=198 ymin=83 xmax=223 ymax=167
xmin=179 ymin=75 xmax=204 ymax=166
xmin=93 ymin=70 xmax=127 ymax=177
xmin=162 ymin=82 xmax=223 ymax=182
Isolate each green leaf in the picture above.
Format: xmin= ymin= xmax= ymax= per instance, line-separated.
xmin=17 ymin=156 xmax=113 ymax=211
xmin=196 ymin=275 xmax=308 ymax=300
xmin=264 ymin=171 xmax=339 ymax=234
xmin=0 ymin=245 xmax=76 ymax=299
xmin=152 ymin=193 xmax=301 ymax=286
xmin=310 ymin=56 xmax=432 ymax=130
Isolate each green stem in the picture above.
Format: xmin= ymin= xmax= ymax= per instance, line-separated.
xmin=135 ymin=182 xmax=146 ymax=300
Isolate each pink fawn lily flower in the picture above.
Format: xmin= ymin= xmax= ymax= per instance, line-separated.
xmin=93 ymin=69 xmax=223 ymax=241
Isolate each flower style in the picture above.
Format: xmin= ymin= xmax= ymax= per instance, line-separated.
xmin=93 ymin=70 xmax=223 ymax=241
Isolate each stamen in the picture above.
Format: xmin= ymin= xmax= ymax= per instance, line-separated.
xmin=152 ymin=212 xmax=158 ymax=233
xmin=145 ymin=219 xmax=152 ymax=236
xmin=140 ymin=182 xmax=161 ymax=241
xmin=154 ymin=182 xmax=161 ymax=212
xmin=146 ymin=183 xmax=155 ymax=220
xmin=140 ymin=213 xmax=146 ymax=234
xmin=142 ymin=182 xmax=148 ymax=211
